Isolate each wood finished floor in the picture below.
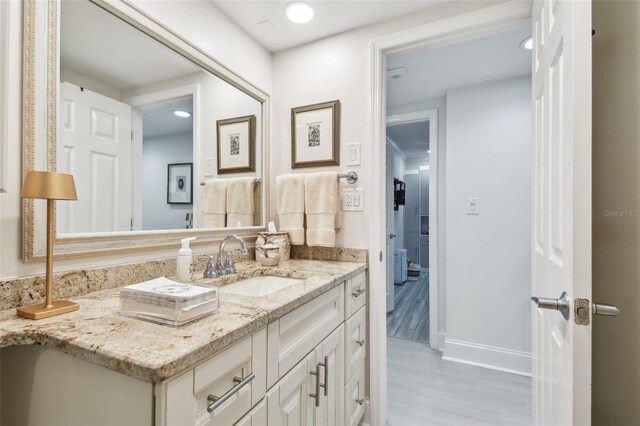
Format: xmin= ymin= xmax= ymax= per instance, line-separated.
xmin=387 ymin=273 xmax=429 ymax=343
xmin=387 ymin=338 xmax=532 ymax=425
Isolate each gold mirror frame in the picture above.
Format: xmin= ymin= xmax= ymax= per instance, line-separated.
xmin=22 ymin=0 xmax=271 ymax=261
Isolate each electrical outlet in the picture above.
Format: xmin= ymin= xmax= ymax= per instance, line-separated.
xmin=342 ymin=188 xmax=364 ymax=211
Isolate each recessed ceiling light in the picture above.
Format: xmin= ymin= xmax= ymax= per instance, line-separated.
xmin=286 ymin=2 xmax=314 ymax=24
xmin=174 ymin=110 xmax=192 ymax=118
xmin=520 ymin=36 xmax=533 ymax=51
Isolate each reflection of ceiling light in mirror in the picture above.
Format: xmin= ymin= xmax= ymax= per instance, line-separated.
xmin=286 ymin=2 xmax=315 ymax=24
xmin=174 ymin=110 xmax=192 ymax=118
xmin=520 ymin=36 xmax=533 ymax=51
xmin=387 ymin=67 xmax=407 ymax=79
xmin=427 ymin=150 xmax=431 ymax=154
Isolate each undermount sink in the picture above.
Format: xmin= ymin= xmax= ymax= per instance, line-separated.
xmin=223 ymin=276 xmax=303 ymax=297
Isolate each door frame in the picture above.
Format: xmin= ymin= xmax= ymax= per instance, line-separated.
xmin=367 ymin=2 xmax=532 ymax=425
xmin=387 ymin=108 xmax=439 ymax=350
xmin=125 ymin=84 xmax=199 ymax=231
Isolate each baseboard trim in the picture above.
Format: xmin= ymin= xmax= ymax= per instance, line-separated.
xmin=442 ymin=338 xmax=532 ymax=377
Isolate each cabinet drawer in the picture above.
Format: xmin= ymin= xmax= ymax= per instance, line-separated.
xmin=345 ymin=306 xmax=366 ymax=382
xmin=267 ymin=284 xmax=344 ymax=388
xmin=234 ymin=399 xmax=266 ymax=426
xmin=344 ymin=364 xmax=366 ymax=426
xmin=345 ymin=271 xmax=366 ymax=319
xmin=163 ymin=329 xmax=266 ymax=426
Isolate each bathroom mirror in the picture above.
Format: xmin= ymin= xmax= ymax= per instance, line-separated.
xmin=22 ymin=0 xmax=270 ymax=260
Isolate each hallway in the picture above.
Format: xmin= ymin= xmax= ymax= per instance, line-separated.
xmin=387 ymin=273 xmax=429 ymax=343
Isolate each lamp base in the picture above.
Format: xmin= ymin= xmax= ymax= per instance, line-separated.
xmin=16 ymin=300 xmax=79 ymax=320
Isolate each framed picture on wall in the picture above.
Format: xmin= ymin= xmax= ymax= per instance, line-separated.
xmin=291 ymin=100 xmax=340 ymax=168
xmin=216 ymin=115 xmax=256 ymax=174
xmin=167 ymin=163 xmax=193 ymax=204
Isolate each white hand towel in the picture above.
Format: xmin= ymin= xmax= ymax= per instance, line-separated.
xmin=276 ymin=174 xmax=306 ymax=245
xmin=227 ymin=177 xmax=255 ymax=227
xmin=203 ymin=179 xmax=226 ymax=228
xmin=305 ymin=172 xmax=339 ymax=247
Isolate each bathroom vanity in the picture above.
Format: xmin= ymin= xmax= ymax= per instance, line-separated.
xmin=0 ymin=260 xmax=368 ymax=426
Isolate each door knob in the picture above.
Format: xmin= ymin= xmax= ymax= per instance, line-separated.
xmin=531 ymin=291 xmax=570 ymax=320
xmin=389 ymin=233 xmax=396 ymax=239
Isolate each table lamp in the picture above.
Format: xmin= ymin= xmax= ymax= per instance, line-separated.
xmin=18 ymin=171 xmax=79 ymax=319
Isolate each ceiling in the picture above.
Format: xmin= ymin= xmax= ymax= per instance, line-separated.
xmin=387 ymin=26 xmax=532 ymax=109
xmin=143 ymin=97 xmax=194 ymax=138
xmin=212 ymin=0 xmax=443 ymax=52
xmin=387 ymin=120 xmax=429 ymax=159
xmin=61 ymin=0 xmax=200 ymax=92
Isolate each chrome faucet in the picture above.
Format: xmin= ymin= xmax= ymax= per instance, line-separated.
xmin=203 ymin=235 xmax=249 ymax=278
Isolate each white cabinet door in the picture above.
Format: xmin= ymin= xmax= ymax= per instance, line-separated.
xmin=344 ymin=307 xmax=366 ymax=383
xmin=267 ymin=286 xmax=343 ymax=388
xmin=312 ymin=325 xmax=345 ymax=426
xmin=267 ymin=352 xmax=315 ymax=426
xmin=531 ymin=0 xmax=593 ymax=424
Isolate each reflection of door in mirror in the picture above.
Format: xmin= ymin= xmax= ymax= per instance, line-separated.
xmin=58 ymin=82 xmax=132 ymax=233
xmin=56 ymin=0 xmax=263 ymax=235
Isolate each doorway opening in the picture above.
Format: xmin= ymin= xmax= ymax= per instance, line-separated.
xmin=383 ymin=23 xmax=534 ymax=425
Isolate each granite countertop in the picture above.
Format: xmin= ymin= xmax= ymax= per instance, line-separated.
xmin=0 ymin=259 xmax=366 ymax=383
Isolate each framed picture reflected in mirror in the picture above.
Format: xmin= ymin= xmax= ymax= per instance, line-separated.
xmin=167 ymin=163 xmax=193 ymax=204
xmin=216 ymin=115 xmax=256 ymax=174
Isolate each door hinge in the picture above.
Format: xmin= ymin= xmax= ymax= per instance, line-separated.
xmin=574 ymin=298 xmax=590 ymax=325
xmin=379 ymin=251 xmax=383 ymax=262
xmin=130 ymin=218 xmax=134 ymax=231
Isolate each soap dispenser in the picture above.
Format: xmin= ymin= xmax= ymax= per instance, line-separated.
xmin=177 ymin=237 xmax=196 ymax=281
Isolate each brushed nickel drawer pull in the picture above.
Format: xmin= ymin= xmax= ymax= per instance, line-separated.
xmin=356 ymin=339 xmax=365 ymax=347
xmin=351 ymin=288 xmax=365 ymax=298
xmin=356 ymin=398 xmax=365 ymax=405
xmin=207 ymin=372 xmax=255 ymax=413
xmin=309 ymin=363 xmax=321 ymax=407
xmin=320 ymin=356 xmax=328 ymax=396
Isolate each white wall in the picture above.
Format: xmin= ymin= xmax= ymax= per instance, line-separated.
xmin=0 ymin=0 xmax=272 ymax=280
xmin=442 ymin=76 xmax=532 ymax=374
xmin=271 ymin=1 xmax=501 ymax=249
xmin=142 ymin=131 xmax=194 ymax=230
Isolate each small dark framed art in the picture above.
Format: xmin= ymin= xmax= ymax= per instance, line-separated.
xmin=216 ymin=115 xmax=256 ymax=174
xmin=291 ymin=100 xmax=340 ymax=168
xmin=167 ymin=163 xmax=193 ymax=204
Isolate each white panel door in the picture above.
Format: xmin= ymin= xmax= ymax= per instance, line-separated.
xmin=531 ymin=0 xmax=592 ymax=424
xmin=267 ymin=352 xmax=314 ymax=426
xmin=385 ymin=145 xmax=395 ymax=312
xmin=58 ymin=82 xmax=132 ymax=233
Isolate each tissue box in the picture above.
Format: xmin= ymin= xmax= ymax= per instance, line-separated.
xmin=256 ymin=232 xmax=291 ymax=262
xmin=120 ymin=277 xmax=218 ymax=326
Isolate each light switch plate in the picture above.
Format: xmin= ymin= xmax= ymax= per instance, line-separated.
xmin=205 ymin=158 xmax=214 ymax=177
xmin=342 ymin=188 xmax=364 ymax=211
xmin=346 ymin=143 xmax=361 ymax=166
xmin=467 ymin=197 xmax=479 ymax=215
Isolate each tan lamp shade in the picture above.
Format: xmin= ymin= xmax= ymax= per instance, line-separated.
xmin=21 ymin=171 xmax=77 ymax=200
